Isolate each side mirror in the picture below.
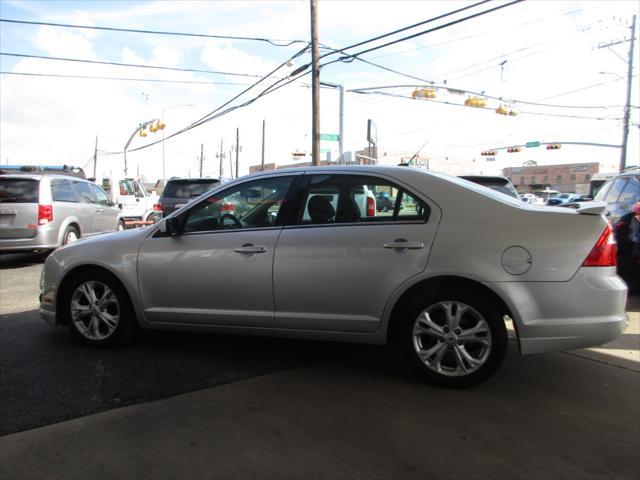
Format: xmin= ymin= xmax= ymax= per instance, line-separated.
xmin=165 ymin=216 xmax=182 ymax=236
xmin=117 ymin=203 xmax=123 ymax=210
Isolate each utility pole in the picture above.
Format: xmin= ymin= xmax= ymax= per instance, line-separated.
xmin=261 ymin=119 xmax=266 ymax=170
xmin=219 ymin=138 xmax=224 ymax=178
xmin=310 ymin=0 xmax=320 ymax=166
xmin=235 ymin=127 xmax=240 ymax=178
xmin=620 ymin=14 xmax=636 ymax=172
xmin=199 ymin=143 xmax=204 ymax=177
xmin=92 ymin=135 xmax=98 ymax=179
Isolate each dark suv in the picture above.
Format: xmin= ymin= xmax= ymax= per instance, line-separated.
xmin=593 ymin=166 xmax=640 ymax=281
xmin=156 ymin=178 xmax=221 ymax=217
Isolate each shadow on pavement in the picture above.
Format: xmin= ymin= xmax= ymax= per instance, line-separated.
xmin=0 ymin=253 xmax=47 ymax=270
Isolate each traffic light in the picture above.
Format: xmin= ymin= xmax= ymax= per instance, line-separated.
xmin=465 ymin=96 xmax=487 ymax=108
xmin=412 ymin=88 xmax=436 ymax=99
xmin=507 ymin=147 xmax=521 ymax=153
xmin=496 ymin=104 xmax=518 ymax=116
xmin=139 ymin=128 xmax=147 ymax=137
xmin=481 ymin=150 xmax=497 ymax=156
xmin=546 ymin=144 xmax=561 ymax=150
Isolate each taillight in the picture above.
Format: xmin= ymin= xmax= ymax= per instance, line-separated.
xmin=367 ymin=196 xmax=375 ymax=217
xmin=582 ymin=224 xmax=616 ymax=267
xmin=38 ymin=204 xmax=53 ymax=225
xmin=221 ymin=202 xmax=236 ymax=212
xmin=153 ymin=203 xmax=162 ymax=211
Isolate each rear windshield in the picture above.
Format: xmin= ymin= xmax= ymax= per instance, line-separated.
xmin=0 ymin=178 xmax=39 ymax=203
xmin=163 ymin=180 xmax=220 ymax=199
xmin=460 ymin=177 xmax=519 ymax=199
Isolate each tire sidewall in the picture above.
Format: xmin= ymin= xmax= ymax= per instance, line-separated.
xmin=401 ymin=288 xmax=508 ymax=388
xmin=62 ymin=226 xmax=79 ymax=245
xmin=62 ymin=270 xmax=135 ymax=347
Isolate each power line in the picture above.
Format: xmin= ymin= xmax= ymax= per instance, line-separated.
xmin=0 ymin=71 xmax=254 ymax=85
xmin=350 ymin=90 xmax=624 ymax=121
xmin=335 ymin=0 xmax=525 ymax=60
xmin=320 ymin=0 xmax=493 ymax=60
xmin=0 ymin=18 xmax=307 ymax=47
xmin=538 ymin=75 xmax=637 ymax=101
xmin=349 ymin=84 xmax=624 ymax=109
xmin=0 ymin=52 xmax=276 ymax=79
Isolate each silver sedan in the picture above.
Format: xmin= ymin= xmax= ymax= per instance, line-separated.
xmin=39 ymin=166 xmax=628 ymax=387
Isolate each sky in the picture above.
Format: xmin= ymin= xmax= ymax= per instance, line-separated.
xmin=0 ymin=0 xmax=638 ymax=181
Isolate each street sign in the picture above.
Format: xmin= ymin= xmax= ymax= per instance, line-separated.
xmin=525 ymin=141 xmax=541 ymax=148
xmin=319 ymin=134 xmax=340 ymax=141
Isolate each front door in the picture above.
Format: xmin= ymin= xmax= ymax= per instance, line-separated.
xmin=273 ymin=173 xmax=440 ymax=333
xmin=137 ymin=175 xmax=297 ymax=327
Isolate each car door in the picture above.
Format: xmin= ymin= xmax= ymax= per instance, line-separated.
xmin=273 ymin=172 xmax=440 ymax=334
xmin=137 ymin=174 xmax=298 ymax=327
xmin=70 ymin=180 xmax=99 ymax=235
xmin=90 ymin=184 xmax=119 ymax=232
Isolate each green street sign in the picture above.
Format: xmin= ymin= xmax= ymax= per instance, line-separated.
xmin=525 ymin=141 xmax=541 ymax=148
xmin=319 ymin=133 xmax=340 ymax=141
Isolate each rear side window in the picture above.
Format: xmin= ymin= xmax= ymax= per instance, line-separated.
xmin=298 ymin=174 xmax=429 ymax=225
xmin=51 ymin=179 xmax=78 ymax=202
xmin=72 ymin=181 xmax=96 ymax=203
xmin=0 ymin=178 xmax=39 ymax=203
xmin=601 ymin=178 xmax=628 ymax=203
xmin=617 ymin=179 xmax=640 ymax=204
xmin=163 ymin=180 xmax=220 ymax=199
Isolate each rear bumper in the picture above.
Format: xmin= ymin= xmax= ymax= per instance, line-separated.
xmin=0 ymin=226 xmax=59 ymax=252
xmin=486 ymin=267 xmax=629 ymax=355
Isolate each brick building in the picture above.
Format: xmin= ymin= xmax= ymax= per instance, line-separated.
xmin=503 ymin=162 xmax=599 ymax=194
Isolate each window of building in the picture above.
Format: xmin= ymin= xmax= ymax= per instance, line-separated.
xmin=570 ymin=174 xmax=576 ymax=181
xmin=556 ymin=175 xmax=562 ymax=182
xmin=530 ymin=176 xmax=536 ymax=184
xmin=520 ymin=176 xmax=525 ymax=184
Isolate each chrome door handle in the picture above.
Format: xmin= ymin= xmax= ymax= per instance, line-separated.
xmin=383 ymin=239 xmax=424 ymax=250
xmin=233 ymin=244 xmax=267 ymax=254
xmin=95 ymin=209 xmax=104 ymax=213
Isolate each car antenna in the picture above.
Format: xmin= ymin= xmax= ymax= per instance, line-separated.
xmin=399 ymin=139 xmax=429 ymax=167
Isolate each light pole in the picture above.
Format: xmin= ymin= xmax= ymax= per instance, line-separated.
xmin=161 ymin=103 xmax=194 ymax=184
xmin=123 ymin=119 xmax=156 ymax=177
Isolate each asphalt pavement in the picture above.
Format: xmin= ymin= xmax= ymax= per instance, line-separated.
xmin=1 ymin=253 xmax=639 ymax=480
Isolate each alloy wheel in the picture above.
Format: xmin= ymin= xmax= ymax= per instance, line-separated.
xmin=70 ymin=281 xmax=120 ymax=340
xmin=412 ymin=301 xmax=492 ymax=377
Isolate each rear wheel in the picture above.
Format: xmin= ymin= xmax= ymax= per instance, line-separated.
xmin=400 ymin=288 xmax=507 ymax=388
xmin=63 ymin=270 xmax=136 ymax=347
xmin=62 ymin=226 xmax=79 ymax=245
xmin=117 ymin=220 xmax=125 ymax=231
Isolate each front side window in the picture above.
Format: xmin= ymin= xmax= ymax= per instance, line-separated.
xmin=297 ymin=174 xmax=429 ymax=225
xmin=90 ymin=184 xmax=112 ymax=206
xmin=72 ymin=181 xmax=96 ymax=203
xmin=51 ymin=179 xmax=78 ymax=202
xmin=183 ymin=176 xmax=294 ymax=233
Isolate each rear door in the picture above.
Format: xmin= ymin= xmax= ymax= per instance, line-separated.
xmin=0 ymin=177 xmax=40 ymax=240
xmin=90 ymin=184 xmax=118 ymax=232
xmin=70 ymin=180 xmax=99 ymax=235
xmin=273 ymin=172 xmax=439 ymax=333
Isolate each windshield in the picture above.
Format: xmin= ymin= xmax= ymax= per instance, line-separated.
xmin=163 ymin=180 xmax=220 ymax=199
xmin=0 ymin=178 xmax=39 ymax=203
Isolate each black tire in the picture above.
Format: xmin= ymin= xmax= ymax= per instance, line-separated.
xmin=62 ymin=225 xmax=80 ymax=245
xmin=399 ymin=287 xmax=507 ymax=388
xmin=62 ymin=270 xmax=136 ymax=347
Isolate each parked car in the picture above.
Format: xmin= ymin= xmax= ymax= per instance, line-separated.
xmin=0 ymin=174 xmax=121 ymax=254
xmin=593 ymin=166 xmax=640 ymax=277
xmin=39 ymin=166 xmax=627 ymax=387
xmin=155 ymin=178 xmax=221 ymax=218
xmin=375 ymin=192 xmax=395 ymax=212
xmin=546 ymin=193 xmax=583 ymax=206
xmin=459 ymin=175 xmax=519 ymax=199
xmin=519 ymin=193 xmax=543 ymax=205
xmin=0 ymin=164 xmax=86 ymax=179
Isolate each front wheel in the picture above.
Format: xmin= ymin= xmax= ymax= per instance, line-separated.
xmin=62 ymin=225 xmax=79 ymax=245
xmin=63 ymin=270 xmax=136 ymax=347
xmin=400 ymin=288 xmax=507 ymax=388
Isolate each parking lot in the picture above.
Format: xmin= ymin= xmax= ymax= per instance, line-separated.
xmin=1 ymin=253 xmax=639 ymax=479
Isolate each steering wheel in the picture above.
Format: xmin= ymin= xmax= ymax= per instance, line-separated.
xmin=220 ymin=213 xmax=242 ymax=230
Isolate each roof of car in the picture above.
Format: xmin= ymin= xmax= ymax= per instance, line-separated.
xmin=0 ymin=173 xmax=91 ymax=182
